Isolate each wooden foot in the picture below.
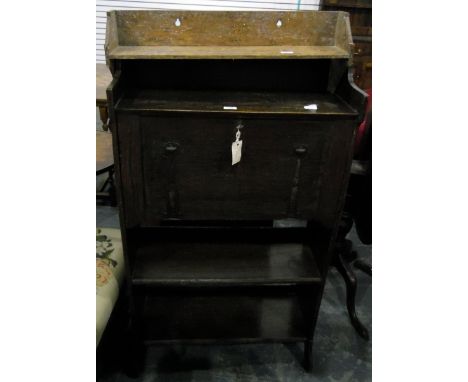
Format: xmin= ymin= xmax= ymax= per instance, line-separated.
xmin=123 ymin=323 xmax=145 ymax=378
xmin=334 ymin=252 xmax=370 ymax=341
xmin=303 ymin=339 xmax=313 ymax=372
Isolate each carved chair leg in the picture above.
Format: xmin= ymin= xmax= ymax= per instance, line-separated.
xmin=121 ymin=298 xmax=145 ymax=379
xmin=98 ymin=106 xmax=109 ymax=131
xmin=334 ymin=252 xmax=370 ymax=341
xmin=99 ymin=173 xmax=111 ymax=192
xmin=354 ymin=259 xmax=372 ymax=276
xmin=303 ymin=339 xmax=313 ymax=372
xmin=107 ymin=168 xmax=117 ymax=206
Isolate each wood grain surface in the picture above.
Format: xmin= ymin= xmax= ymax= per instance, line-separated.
xmin=96 ymin=130 xmax=114 ymax=173
xmin=96 ymin=63 xmax=112 ymax=105
xmin=109 ymin=45 xmax=349 ymax=60
xmin=132 ymin=241 xmax=321 ymax=287
xmin=106 ymin=10 xmax=353 ymax=60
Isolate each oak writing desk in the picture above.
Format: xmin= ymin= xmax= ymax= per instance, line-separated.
xmin=105 ymin=10 xmax=367 ymax=373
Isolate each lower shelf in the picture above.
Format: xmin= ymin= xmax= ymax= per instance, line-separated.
xmin=132 ymin=240 xmax=322 ymax=287
xmin=139 ymin=295 xmax=310 ymax=344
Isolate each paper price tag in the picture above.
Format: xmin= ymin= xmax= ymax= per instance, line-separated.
xmin=232 ymin=140 xmax=242 ymax=165
xmin=232 ymin=128 xmax=242 ymax=165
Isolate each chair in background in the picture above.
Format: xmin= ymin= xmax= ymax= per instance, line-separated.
xmin=333 ymin=90 xmax=372 ymax=340
xmin=96 ymin=130 xmax=116 ymax=206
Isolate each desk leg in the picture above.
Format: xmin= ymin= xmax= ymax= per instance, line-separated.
xmin=304 ymin=339 xmax=313 ymax=371
xmin=299 ymin=288 xmax=317 ymax=372
xmin=98 ymin=106 xmax=109 ymax=131
xmin=123 ymin=317 xmax=145 ymax=377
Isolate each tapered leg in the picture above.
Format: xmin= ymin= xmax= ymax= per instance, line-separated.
xmin=123 ymin=318 xmax=145 ymax=378
xmin=334 ymin=252 xmax=370 ymax=341
xmin=303 ymin=339 xmax=313 ymax=372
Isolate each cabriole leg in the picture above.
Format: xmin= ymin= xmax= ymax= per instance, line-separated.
xmin=354 ymin=258 xmax=372 ymax=276
xmin=334 ymin=252 xmax=370 ymax=340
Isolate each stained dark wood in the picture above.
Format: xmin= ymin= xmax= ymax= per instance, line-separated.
xmin=132 ymin=241 xmax=321 ymax=287
xmin=120 ymin=59 xmax=334 ymax=93
xmin=117 ymin=89 xmax=357 ymax=117
xmin=139 ymin=295 xmax=308 ymax=343
xmin=105 ymin=10 xmax=367 ymax=374
xmin=116 ymin=113 xmax=143 ymax=228
xmin=118 ymin=116 xmax=331 ymax=224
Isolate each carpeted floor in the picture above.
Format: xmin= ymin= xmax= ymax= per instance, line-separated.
xmin=96 ymin=205 xmax=371 ymax=382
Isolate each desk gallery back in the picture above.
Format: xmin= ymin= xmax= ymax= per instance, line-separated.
xmin=105 ymin=9 xmax=366 ymax=373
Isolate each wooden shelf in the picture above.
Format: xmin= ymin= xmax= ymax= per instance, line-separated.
xmin=132 ymin=241 xmax=322 ymax=288
xmin=105 ymin=11 xmax=354 ymax=61
xmin=108 ymin=45 xmax=349 ymax=60
xmin=140 ymin=295 xmax=308 ymax=343
xmin=116 ymin=89 xmax=358 ymax=117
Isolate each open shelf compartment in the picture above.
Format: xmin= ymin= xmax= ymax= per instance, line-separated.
xmin=116 ymin=89 xmax=358 ymax=117
xmin=139 ymin=294 xmax=310 ymax=343
xmin=109 ymin=45 xmax=349 ymax=60
xmin=132 ymin=240 xmax=322 ymax=288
